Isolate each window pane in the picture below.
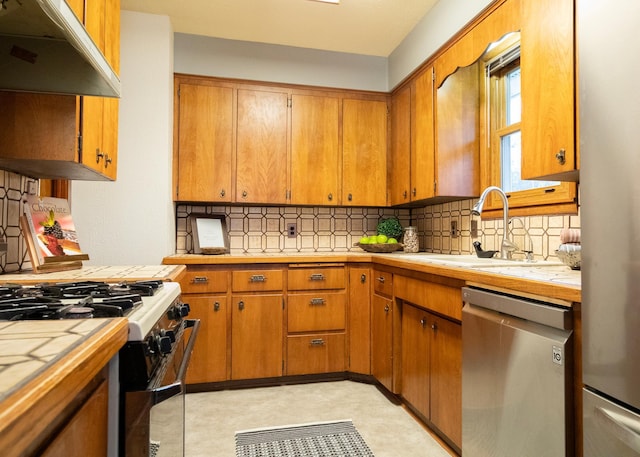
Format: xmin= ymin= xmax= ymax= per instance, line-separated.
xmin=506 ymin=68 xmax=521 ymax=125
xmin=500 ymin=130 xmax=559 ymax=192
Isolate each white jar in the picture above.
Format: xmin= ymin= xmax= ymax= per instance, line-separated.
xmin=403 ymin=226 xmax=419 ymax=253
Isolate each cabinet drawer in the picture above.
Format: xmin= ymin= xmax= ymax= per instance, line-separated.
xmin=288 ymin=292 xmax=346 ymax=332
xmin=181 ymin=270 xmax=229 ymax=293
xmin=232 ymin=269 xmax=284 ymax=292
xmin=373 ymin=270 xmax=393 ymax=297
xmin=394 ymin=275 xmax=462 ymax=321
xmin=286 ymin=333 xmax=346 ymax=375
xmin=288 ymin=267 xmax=345 ymax=290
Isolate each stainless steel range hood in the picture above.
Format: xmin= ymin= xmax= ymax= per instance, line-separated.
xmin=0 ymin=0 xmax=120 ymax=97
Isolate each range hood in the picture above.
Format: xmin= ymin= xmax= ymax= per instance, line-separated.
xmin=0 ymin=0 xmax=120 ymax=97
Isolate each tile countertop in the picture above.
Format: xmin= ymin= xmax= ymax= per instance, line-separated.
xmin=0 ymin=318 xmax=128 ymax=456
xmin=0 ymin=264 xmax=187 ymax=285
xmin=163 ymin=252 xmax=581 ymax=304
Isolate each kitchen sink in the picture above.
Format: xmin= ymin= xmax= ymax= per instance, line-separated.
xmin=394 ymin=253 xmax=563 ymax=268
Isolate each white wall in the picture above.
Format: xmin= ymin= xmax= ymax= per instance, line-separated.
xmin=174 ymin=34 xmax=388 ymax=91
xmin=388 ymin=0 xmax=493 ymax=88
xmin=70 ymin=12 xmax=175 ymax=265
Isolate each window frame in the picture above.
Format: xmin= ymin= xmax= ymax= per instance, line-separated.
xmin=479 ymin=35 xmax=577 ymax=217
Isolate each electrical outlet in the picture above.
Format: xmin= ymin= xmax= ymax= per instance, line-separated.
xmin=450 ymin=220 xmax=459 ymax=238
xmin=471 ymin=220 xmax=478 ymax=238
xmin=287 ymin=223 xmax=297 ymax=238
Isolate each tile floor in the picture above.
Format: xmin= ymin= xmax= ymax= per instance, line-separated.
xmin=185 ymin=380 xmax=455 ymax=457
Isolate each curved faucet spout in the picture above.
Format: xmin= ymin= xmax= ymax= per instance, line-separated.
xmin=472 ymin=186 xmax=518 ymax=259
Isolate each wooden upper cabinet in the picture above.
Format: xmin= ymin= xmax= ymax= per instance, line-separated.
xmin=290 ymin=94 xmax=340 ymax=205
xmin=411 ymin=66 xmax=436 ymax=201
xmin=342 ymin=98 xmax=388 ymax=206
xmin=389 ymin=85 xmax=411 ymax=206
xmin=434 ymin=61 xmax=480 ymax=198
xmin=79 ymin=0 xmax=120 ymax=180
xmin=175 ymin=82 xmax=233 ymax=202
xmin=236 ymin=89 xmax=289 ymax=204
xmin=521 ymin=0 xmax=576 ymax=180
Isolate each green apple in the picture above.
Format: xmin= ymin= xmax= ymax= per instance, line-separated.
xmin=376 ymin=234 xmax=388 ymax=244
xmin=387 ymin=238 xmax=398 ymax=244
xmin=359 ymin=236 xmax=369 ymax=244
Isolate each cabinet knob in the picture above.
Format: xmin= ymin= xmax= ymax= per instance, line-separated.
xmin=220 ymin=189 xmax=226 ymax=197
xmin=105 ymin=154 xmax=113 ymax=167
xmin=377 ymin=276 xmax=385 ymax=283
xmin=238 ymin=300 xmax=245 ymax=311
xmin=327 ymin=193 xmax=333 ymax=201
xmin=420 ymin=318 xmax=427 ymax=327
xmin=431 ymin=322 xmax=438 ymax=331
xmin=242 ymin=190 xmax=248 ymax=198
xmin=412 ymin=188 xmax=417 ymax=197
xmin=96 ymin=149 xmax=104 ymax=163
xmin=360 ymin=274 xmax=366 ymax=284
xmin=384 ymin=304 xmax=390 ymax=313
xmin=555 ymin=149 xmax=566 ymax=165
xmin=348 ymin=193 xmax=353 ymax=201
xmin=403 ymin=190 xmax=408 ymax=199
xmin=213 ymin=301 xmax=220 ymax=311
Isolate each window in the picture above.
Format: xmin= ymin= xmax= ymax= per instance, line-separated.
xmin=480 ymin=35 xmax=577 ymax=216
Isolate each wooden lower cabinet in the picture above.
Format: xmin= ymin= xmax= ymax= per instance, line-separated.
xmin=371 ymin=293 xmax=394 ymax=392
xmin=286 ymin=333 xmax=346 ymax=375
xmin=400 ymin=301 xmax=462 ymax=451
xmin=41 ymin=379 xmax=109 ymax=457
xmin=185 ymin=295 xmax=228 ymax=384
xmin=348 ymin=267 xmax=371 ymax=374
xmin=231 ymin=294 xmax=283 ymax=380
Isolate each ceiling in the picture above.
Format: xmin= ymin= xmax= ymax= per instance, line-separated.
xmin=120 ymin=0 xmax=440 ymax=57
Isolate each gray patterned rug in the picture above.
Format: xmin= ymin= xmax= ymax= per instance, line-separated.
xmin=235 ymin=420 xmax=375 ymax=457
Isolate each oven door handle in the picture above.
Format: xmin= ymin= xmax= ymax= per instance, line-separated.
xmin=151 ymin=318 xmax=200 ymax=406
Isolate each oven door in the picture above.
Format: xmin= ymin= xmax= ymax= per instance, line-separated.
xmin=122 ymin=319 xmax=200 ymax=457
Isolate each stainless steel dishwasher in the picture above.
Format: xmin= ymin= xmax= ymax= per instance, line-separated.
xmin=461 ymin=286 xmax=574 ymax=457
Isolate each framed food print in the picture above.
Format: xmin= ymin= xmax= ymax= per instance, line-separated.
xmin=190 ymin=214 xmax=229 ymax=254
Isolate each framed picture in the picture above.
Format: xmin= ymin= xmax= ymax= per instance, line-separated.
xmin=190 ymin=213 xmax=229 ymax=255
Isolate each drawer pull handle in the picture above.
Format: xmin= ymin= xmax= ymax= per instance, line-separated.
xmin=310 ymin=339 xmax=325 ymax=346
xmin=213 ymin=301 xmax=220 ymax=312
xmin=310 ymin=298 xmax=326 ymax=306
xmin=309 ymin=273 xmax=326 ymax=281
xmin=377 ymin=276 xmax=385 ymax=283
xmin=191 ymin=276 xmax=209 ymax=284
xmin=250 ymin=275 xmax=266 ymax=282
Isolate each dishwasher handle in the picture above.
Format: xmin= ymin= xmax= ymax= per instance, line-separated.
xmin=462 ymin=287 xmax=572 ymax=330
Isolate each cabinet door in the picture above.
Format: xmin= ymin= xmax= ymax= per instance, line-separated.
xmin=342 ymin=98 xmax=388 ymax=206
xmin=401 ymin=304 xmax=430 ymax=419
xmin=371 ymin=293 xmax=393 ymax=391
xmin=236 ymin=89 xmax=288 ymax=204
xmin=290 ymin=94 xmax=340 ymax=205
xmin=412 ymin=67 xmax=436 ymax=201
xmin=435 ymin=61 xmax=480 ymax=197
xmin=348 ymin=267 xmax=371 ymax=374
xmin=176 ymin=83 xmax=233 ymax=202
xmin=389 ymin=86 xmax=411 ymax=206
xmin=185 ymin=295 xmax=228 ymax=384
xmin=231 ymin=294 xmax=283 ymax=380
xmin=430 ymin=316 xmax=462 ymax=449
xmin=41 ymin=380 xmax=108 ymax=457
xmin=521 ymin=0 xmax=575 ymax=179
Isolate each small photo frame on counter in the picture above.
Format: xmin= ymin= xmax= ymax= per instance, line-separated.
xmin=190 ymin=214 xmax=229 ymax=255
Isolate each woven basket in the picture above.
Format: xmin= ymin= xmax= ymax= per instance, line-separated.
xmin=354 ymin=242 xmax=403 ymax=253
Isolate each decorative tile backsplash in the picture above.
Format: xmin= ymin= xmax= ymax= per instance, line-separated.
xmin=0 ymin=171 xmax=37 ymax=273
xmin=176 ymin=201 xmax=581 ymax=260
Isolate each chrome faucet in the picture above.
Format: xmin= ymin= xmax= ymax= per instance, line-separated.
xmin=471 ymin=186 xmax=518 ymax=259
